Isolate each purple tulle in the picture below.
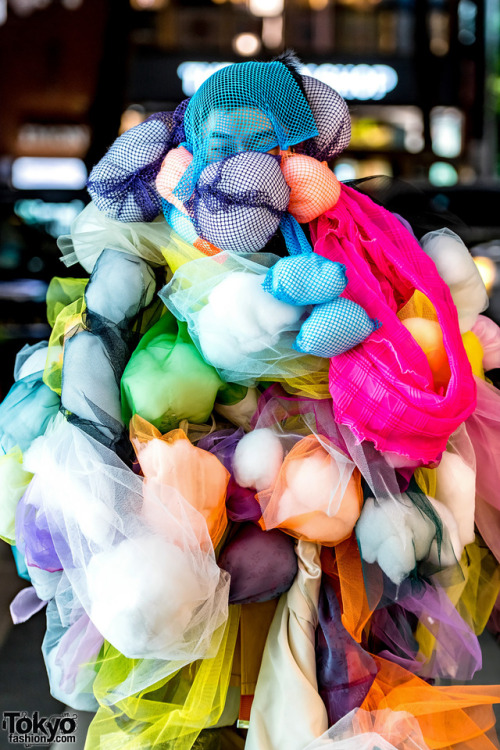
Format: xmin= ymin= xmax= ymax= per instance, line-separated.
xmin=370 ymin=577 xmax=482 ymax=681
xmin=218 ymin=522 xmax=297 ymax=604
xmin=316 ymin=575 xmax=377 ymax=725
xmin=16 ymin=486 xmax=63 ymax=572
xmin=198 ymin=428 xmax=262 ymax=522
xmin=57 ymin=613 xmax=104 ymax=694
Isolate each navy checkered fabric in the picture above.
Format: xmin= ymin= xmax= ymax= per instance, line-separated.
xmin=87 ymin=101 xmax=189 ymax=222
xmin=296 ymin=75 xmax=351 ymax=162
xmin=192 ymin=151 xmax=290 ymax=254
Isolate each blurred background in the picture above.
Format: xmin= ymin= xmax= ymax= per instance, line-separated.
xmin=0 ymin=1 xmax=500 ymax=744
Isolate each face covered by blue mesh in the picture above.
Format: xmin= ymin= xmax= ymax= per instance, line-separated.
xmin=173 ymin=60 xmax=319 ymax=206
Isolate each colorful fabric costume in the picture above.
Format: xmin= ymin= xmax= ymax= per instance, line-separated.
xmin=2 ymin=52 xmax=500 ymax=749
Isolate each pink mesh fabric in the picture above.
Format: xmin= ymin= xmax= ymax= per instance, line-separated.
xmin=311 ymin=185 xmax=477 ymax=464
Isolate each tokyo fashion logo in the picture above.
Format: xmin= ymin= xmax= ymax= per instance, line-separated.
xmin=1 ymin=711 xmax=77 ymax=745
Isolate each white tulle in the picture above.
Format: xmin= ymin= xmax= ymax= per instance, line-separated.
xmin=302 ymin=708 xmax=431 ymax=750
xmin=22 ymin=415 xmax=229 ymax=664
xmin=57 ymin=200 xmax=179 ymax=272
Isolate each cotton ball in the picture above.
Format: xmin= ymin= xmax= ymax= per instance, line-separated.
xmin=376 ymin=533 xmax=418 ymax=587
xmin=198 ymin=305 xmax=244 ymax=371
xmin=356 ymin=497 xmax=436 ymax=585
xmin=233 ymin=429 xmax=284 ymax=492
xmin=24 ymin=431 xmax=116 ymax=547
xmin=356 ymin=498 xmax=417 ymax=584
xmin=208 ymin=275 xmax=268 ymax=344
xmin=198 ymin=273 xmax=304 ymax=368
xmin=87 ymin=535 xmax=206 ymax=659
xmin=194 ymin=151 xmax=290 ymax=254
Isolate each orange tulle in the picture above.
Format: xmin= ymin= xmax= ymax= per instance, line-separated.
xmin=321 ymin=535 xmax=380 ymax=643
xmin=362 ymin=655 xmax=500 ymax=750
xmin=193 ymin=236 xmax=223 ymax=256
xmin=130 ymin=414 xmax=229 ymax=547
xmin=257 ymin=435 xmax=362 ymax=546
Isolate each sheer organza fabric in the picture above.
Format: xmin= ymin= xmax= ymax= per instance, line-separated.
xmin=18 ymin=416 xmax=229 ymax=665
xmin=159 ymin=251 xmax=324 ymax=385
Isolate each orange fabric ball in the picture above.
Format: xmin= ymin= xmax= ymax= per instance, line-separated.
xmin=280 ymin=153 xmax=341 ymax=223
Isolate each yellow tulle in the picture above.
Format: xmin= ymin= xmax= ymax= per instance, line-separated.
xmin=46 ymin=276 xmax=88 ymax=328
xmin=462 ymin=330 xmax=485 ymax=379
xmin=161 ymin=236 xmax=207 ymax=274
xmin=43 ymin=290 xmax=87 ymax=396
xmin=281 ymin=364 xmax=331 ymax=400
xmin=0 ymin=447 xmax=32 ymax=545
xmin=87 ymin=606 xmax=240 ymax=749
xmin=414 ymin=465 xmax=437 ymax=499
xmin=416 ymin=536 xmax=500 ymax=663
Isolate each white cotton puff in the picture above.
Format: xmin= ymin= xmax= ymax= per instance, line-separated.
xmin=197 ymin=273 xmax=305 ymax=368
xmin=279 ymin=452 xmax=339 ymax=515
xmin=87 ymin=535 xmax=206 ymax=659
xmin=233 ymin=428 xmax=284 ymax=491
xmin=356 ymin=497 xmax=436 ymax=585
xmin=420 ymin=229 xmax=489 ymax=332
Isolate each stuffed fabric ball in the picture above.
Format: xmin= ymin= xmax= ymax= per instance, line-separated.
xmin=295 ymin=297 xmax=379 ymax=358
xmin=281 ymin=152 xmax=341 ymax=223
xmin=193 ymin=151 xmax=290 ymax=254
xmin=87 ymin=113 xmax=175 ymax=222
xmin=262 ymin=254 xmax=347 ymax=306
xmin=218 ymin=522 xmax=297 ymax=604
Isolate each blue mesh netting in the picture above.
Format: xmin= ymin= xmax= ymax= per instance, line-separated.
xmin=87 ymin=99 xmax=189 ymax=223
xmin=173 ymin=61 xmax=319 ymax=206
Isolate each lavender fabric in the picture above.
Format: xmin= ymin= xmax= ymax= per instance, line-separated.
xmin=16 ymin=485 xmax=64 ymax=573
xmin=218 ymin=522 xmax=297 ymax=604
xmin=10 ymin=585 xmax=47 ymax=624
